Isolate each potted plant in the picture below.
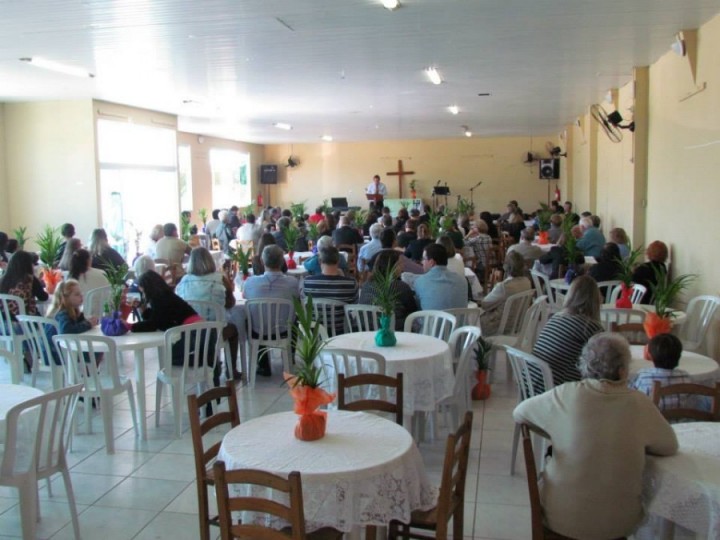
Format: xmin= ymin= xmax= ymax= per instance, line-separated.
xmin=284 ymin=297 xmax=334 ymax=441
xmin=644 ymin=267 xmax=696 ymax=340
xmin=198 ymin=208 xmax=208 ymax=232
xmin=180 ymin=212 xmax=191 ymax=242
xmin=471 ymin=336 xmax=493 ymax=400
xmin=353 ymin=209 xmax=368 ymax=231
xmin=456 ymin=196 xmax=474 ymax=217
xmin=290 ymin=201 xmax=307 ymax=221
xmin=535 ymin=203 xmax=552 ymax=245
xmin=13 ymin=226 xmax=28 ymax=250
xmin=614 ymin=244 xmax=644 ymax=308
xmin=231 ymin=244 xmax=252 ymax=289
xmin=307 ymin=222 xmax=320 ymax=251
xmin=281 ymin=224 xmax=301 ymax=269
xmin=100 ymin=259 xmax=131 ymax=336
xmin=409 ymin=179 xmax=417 ymax=199
xmin=428 ymin=209 xmax=443 ymax=239
xmin=35 ymin=225 xmax=63 ymax=293
xmin=370 ymin=262 xmax=400 ymax=347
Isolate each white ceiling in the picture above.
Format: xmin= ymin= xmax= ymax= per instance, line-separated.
xmin=1 ymin=0 xmax=719 ymax=144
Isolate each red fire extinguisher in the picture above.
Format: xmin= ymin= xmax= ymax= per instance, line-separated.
xmin=554 ymin=185 xmax=561 ymax=202
xmin=257 ymin=192 xmax=263 ymax=208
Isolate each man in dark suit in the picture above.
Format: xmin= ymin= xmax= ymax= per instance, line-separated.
xmin=332 ymin=216 xmax=363 ymax=246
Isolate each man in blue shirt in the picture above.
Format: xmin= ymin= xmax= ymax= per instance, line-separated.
xmin=576 ymin=216 xmax=606 ymax=258
xmin=413 ymin=244 xmax=467 ymax=310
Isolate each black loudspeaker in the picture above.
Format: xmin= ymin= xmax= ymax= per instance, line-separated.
xmin=539 ymin=158 xmax=560 ymax=180
xmin=259 ymin=164 xmax=278 ymax=184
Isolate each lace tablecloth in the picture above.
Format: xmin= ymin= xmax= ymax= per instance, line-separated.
xmin=629 ymin=346 xmax=720 ymax=385
xmin=643 ymin=422 xmax=720 ymax=538
xmin=217 ymin=410 xmax=437 ymax=532
xmin=327 ymin=331 xmax=454 ymax=414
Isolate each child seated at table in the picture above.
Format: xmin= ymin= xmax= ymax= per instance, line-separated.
xmin=630 ymin=333 xmax=693 ymax=410
xmin=45 ymin=279 xmax=98 ymax=364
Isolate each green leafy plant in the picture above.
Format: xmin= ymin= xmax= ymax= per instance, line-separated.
xmin=651 ymin=266 xmax=696 ymax=318
xmin=281 ymin=224 xmax=301 ymax=253
xmin=456 ymin=196 xmax=474 ymax=216
xmin=231 ymin=244 xmax=253 ymax=277
xmin=616 ymin=243 xmax=644 ymax=286
xmin=353 ymin=209 xmax=368 ymax=229
xmin=103 ymin=259 xmax=130 ymax=313
xmin=180 ymin=212 xmax=191 ymax=242
xmin=290 ymin=296 xmax=326 ymax=388
xmin=307 ymin=222 xmax=320 ymax=242
xmin=371 ymin=262 xmax=400 ymax=317
xmin=536 ymin=203 xmax=552 ymax=232
xmin=409 ymin=179 xmax=417 ymax=191
xmin=198 ymin=208 xmax=208 ymax=226
xmin=289 ymin=201 xmax=307 ymax=221
xmin=561 ymin=213 xmax=579 ymax=266
xmin=474 ymin=336 xmax=493 ymax=371
xmin=35 ymin=225 xmax=63 ymax=267
xmin=319 ymin=199 xmax=331 ymax=215
xmin=427 ymin=210 xmax=443 ymax=239
xmin=13 ymin=226 xmax=29 ymax=250
xmin=400 ymin=201 xmax=410 ymax=210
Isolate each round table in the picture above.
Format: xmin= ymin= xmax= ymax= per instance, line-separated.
xmin=217 ymin=410 xmax=437 ymax=533
xmin=327 ymin=331 xmax=454 ymax=415
xmin=0 ymin=384 xmax=44 ymax=442
xmin=628 ymin=345 xmax=719 ymax=384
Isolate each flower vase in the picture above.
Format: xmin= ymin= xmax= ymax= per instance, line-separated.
xmin=643 ymin=312 xmax=673 ymax=339
xmin=375 ymin=314 xmax=397 ymax=347
xmin=471 ymin=370 xmax=491 ymax=400
xmin=564 ymin=264 xmax=578 ymax=285
xmin=101 ymin=311 xmax=129 ymax=337
xmin=40 ymin=267 xmax=62 ymax=294
xmin=615 ymin=283 xmax=634 ymax=308
xmin=287 ymin=379 xmax=335 ymax=441
xmin=537 ymin=231 xmax=550 ymax=245
xmin=287 ymin=252 xmax=297 ymax=269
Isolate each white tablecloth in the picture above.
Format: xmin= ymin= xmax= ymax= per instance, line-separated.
xmin=327 ymin=331 xmax=454 ymax=414
xmin=629 ymin=345 xmax=719 ymax=384
xmin=0 ymin=384 xmax=44 ymax=443
xmin=643 ymin=422 xmax=720 ymax=538
xmin=217 ymin=410 xmax=437 ymax=533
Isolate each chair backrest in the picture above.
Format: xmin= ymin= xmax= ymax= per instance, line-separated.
xmin=185 ymin=299 xmax=227 ymax=324
xmin=505 ymin=346 xmax=554 ymax=401
xmin=652 ymin=381 xmax=720 ymax=422
xmin=0 ymin=349 xmax=23 ymax=384
xmin=680 ymin=295 xmax=720 ymax=351
xmin=445 ymin=307 xmax=483 ymax=328
xmin=245 ymin=298 xmax=296 ymax=344
xmin=609 ymin=283 xmax=647 ymax=305
xmin=520 ymin=423 xmax=547 ymax=540
xmin=448 ymin=327 xmax=482 ymax=416
xmin=344 ymin=304 xmax=386 ymax=333
xmin=448 ymin=325 xmax=482 ymax=366
xmin=1 ymin=383 xmax=82 ymax=481
xmin=337 ymin=372 xmax=404 ymax=425
xmin=0 ymin=293 xmax=26 ymax=350
xmin=530 ymin=269 xmax=552 ymax=301
xmin=315 ymin=347 xmax=386 ymax=399
xmin=403 ymin=310 xmax=457 ymax=342
xmin=496 ymin=289 xmax=536 ymax=336
xmin=53 ymin=333 xmax=125 ymax=393
xmin=336 ymin=243 xmax=357 ymax=278
xmin=213 ymin=461 xmax=307 ymax=540
xmin=160 ymin=321 xmax=224 ymax=376
xmin=84 ymin=285 xmax=113 ymax=318
xmin=595 ymin=280 xmax=621 ymax=303
xmin=17 ymin=315 xmax=63 ymax=389
xmin=434 ymin=411 xmax=473 ymax=539
xmin=309 ymin=297 xmax=346 ymax=337
xmin=599 ymin=307 xmax=646 ymax=332
xmin=187 ymin=382 xmax=240 ymax=483
xmin=515 ymin=295 xmax=551 ymax=352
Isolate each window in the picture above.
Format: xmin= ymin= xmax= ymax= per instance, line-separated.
xmin=209 ymin=149 xmax=251 ymax=209
xmin=178 ymin=145 xmax=193 ymax=212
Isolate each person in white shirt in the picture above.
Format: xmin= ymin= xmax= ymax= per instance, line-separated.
xmin=235 ymin=213 xmax=264 ymax=251
xmin=366 ymin=174 xmax=387 ymax=208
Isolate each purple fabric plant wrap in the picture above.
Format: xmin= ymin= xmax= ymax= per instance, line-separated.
xmin=101 ymin=312 xmax=129 ymax=337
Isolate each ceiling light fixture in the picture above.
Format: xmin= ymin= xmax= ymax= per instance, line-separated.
xmin=447 ymin=105 xmax=459 ymax=115
xmin=462 ymin=125 xmax=472 ymax=137
xmin=671 ymin=32 xmax=686 ymax=56
xmin=321 ymin=135 xmax=333 ymax=142
xmin=273 ymin=122 xmax=292 ymax=130
xmin=382 ymin=0 xmax=400 ymax=10
xmin=19 ymin=56 xmax=94 ymax=78
xmin=425 ymin=67 xmax=443 ymax=85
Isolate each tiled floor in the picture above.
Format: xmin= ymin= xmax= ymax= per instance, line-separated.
xmin=0 ymin=351 xmax=532 ymax=539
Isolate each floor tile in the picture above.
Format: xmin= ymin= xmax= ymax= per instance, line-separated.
xmin=0 ymin=499 xmax=88 ymax=539
xmin=130 ymin=453 xmax=197 ymax=482
xmin=50 ymin=506 xmax=157 ymax=540
xmin=473 ymin=502 xmax=532 ymax=540
xmin=94 ymin=477 xmax=189 ymax=511
xmin=71 ymin=449 xmax=153 ymax=476
xmin=132 ymin=511 xmax=201 ymax=540
xmin=39 ymin=472 xmax=126 ymax=506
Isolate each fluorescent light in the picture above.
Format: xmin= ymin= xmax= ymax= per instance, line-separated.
xmin=448 ymin=105 xmax=459 ymax=115
xmin=273 ymin=122 xmax=292 ymax=130
xmin=382 ymin=0 xmax=400 ymax=9
xmin=425 ymin=67 xmax=443 ymax=85
xmin=321 ymin=135 xmax=333 ymax=142
xmin=19 ymin=57 xmax=94 ymax=78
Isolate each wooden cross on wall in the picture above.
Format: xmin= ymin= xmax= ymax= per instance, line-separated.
xmin=386 ymin=159 xmax=415 ymax=199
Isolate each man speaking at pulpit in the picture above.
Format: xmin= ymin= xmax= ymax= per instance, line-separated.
xmin=366 ymin=174 xmax=387 ymax=209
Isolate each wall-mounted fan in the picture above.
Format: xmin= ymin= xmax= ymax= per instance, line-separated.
xmin=285 ymin=155 xmax=300 ymax=168
xmin=522 ymin=151 xmax=541 ymax=165
xmin=545 ymin=141 xmax=567 ymax=157
xmin=590 ymin=104 xmax=633 ymax=143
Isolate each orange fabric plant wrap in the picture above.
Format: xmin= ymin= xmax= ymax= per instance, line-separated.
xmin=643 ymin=312 xmax=673 ymax=339
xmin=285 ymin=374 xmax=335 ymax=441
xmin=41 ymin=268 xmax=63 ymax=294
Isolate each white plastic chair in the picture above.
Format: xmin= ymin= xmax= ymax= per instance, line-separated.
xmin=595 ymin=280 xmax=622 ymax=303
xmin=679 ymin=295 xmax=720 ymax=352
xmin=438 ymin=326 xmax=482 ymax=431
xmin=53 ymin=333 xmax=138 ymax=454
xmin=445 ymin=307 xmax=483 ymax=328
xmin=504 ymin=346 xmax=554 ymax=475
xmin=309 ymin=298 xmax=347 ymax=337
xmin=155 ymin=321 xmax=224 ymax=437
xmin=83 ymin=285 xmax=112 ymax=318
xmin=404 ymin=310 xmax=457 ymax=342
xmin=185 ymin=299 xmax=242 ymax=382
xmin=530 ymin=269 xmax=554 ymax=303
xmin=344 ymin=304 xmax=388 ymax=333
xmin=314 ymin=347 xmax=386 ymax=403
xmin=608 ymin=283 xmax=647 ymax=305
xmin=16 ymin=315 xmax=64 ymax=390
xmin=0 ymin=383 xmax=83 ymax=540
xmin=599 ymin=307 xmax=647 ymax=331
xmin=447 ymin=325 xmax=483 ymax=369
xmin=0 ymin=294 xmax=28 ymax=382
xmin=244 ymin=298 xmax=295 ymax=388
xmin=0 ymin=349 xmax=23 ymax=385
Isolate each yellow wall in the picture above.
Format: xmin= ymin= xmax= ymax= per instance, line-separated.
xmin=0 ymin=105 xmax=8 ymax=231
xmin=3 ymin=100 xmax=97 ymax=249
xmin=262 ymin=136 xmax=560 ymax=215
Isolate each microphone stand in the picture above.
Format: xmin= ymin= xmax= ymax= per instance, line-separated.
xmin=469 ymin=181 xmax=483 ymax=212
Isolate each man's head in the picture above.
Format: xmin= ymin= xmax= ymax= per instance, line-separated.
xmin=219 ymin=210 xmax=230 ymax=223
xmin=564 ymin=201 xmax=573 ymax=213
xmin=405 ymin=219 xmax=418 ymax=233
xmin=369 ymin=223 xmax=383 ymax=240
xmin=579 ymin=216 xmax=594 ymax=230
xmin=230 ymin=205 xmax=239 ymax=215
xmin=521 ymin=227 xmax=535 ymax=243
xmin=262 ymin=245 xmax=285 ymax=271
xmin=379 ymin=228 xmax=396 ymax=249
xmin=648 ymin=333 xmax=683 ymax=370
xmin=163 ymin=223 xmax=178 ymax=237
xmin=319 ymin=246 xmax=340 ymax=270
xmin=373 ymin=174 xmax=381 ymax=185
xmin=60 ymin=223 xmax=75 ymax=239
xmin=246 ymin=213 xmax=256 ymax=224
xmin=423 ymin=243 xmax=448 ymax=270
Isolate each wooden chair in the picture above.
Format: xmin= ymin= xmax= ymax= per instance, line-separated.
xmin=388 ymin=411 xmax=473 ymax=539
xmin=337 ymin=243 xmax=358 ymax=280
xmin=520 ymin=424 xmax=578 ymax=540
xmin=187 ymin=382 xmax=241 ymax=540
xmin=652 ymin=381 xmax=720 ymax=422
xmin=213 ymin=461 xmax=343 ymax=540
xmin=338 ymin=372 xmax=403 ymax=426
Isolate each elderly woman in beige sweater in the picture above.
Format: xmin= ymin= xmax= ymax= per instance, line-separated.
xmin=513 ymin=333 xmax=678 ymax=540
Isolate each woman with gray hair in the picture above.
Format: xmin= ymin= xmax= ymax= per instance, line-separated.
xmin=479 ymin=251 xmax=532 ymax=335
xmin=514 ymin=333 xmax=678 ymax=539
xmin=302 ymin=235 xmax=348 ymax=276
xmin=533 ymin=275 xmax=604 ymax=385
